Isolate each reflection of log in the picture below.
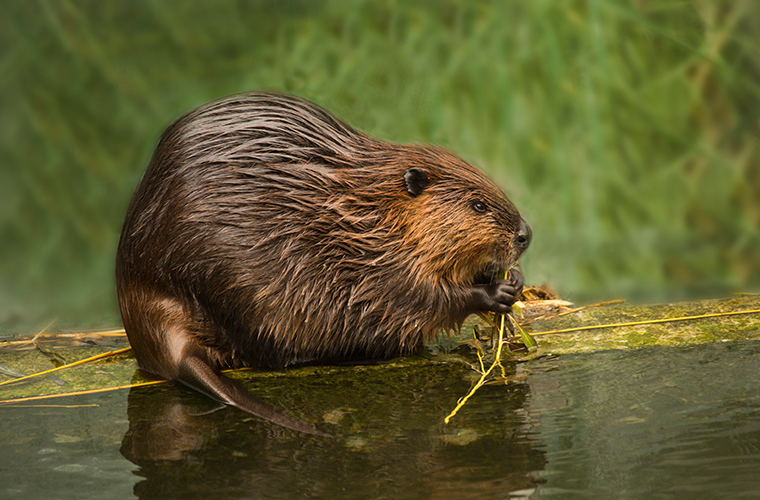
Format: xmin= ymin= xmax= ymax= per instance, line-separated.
xmin=118 ymin=363 xmax=546 ymax=499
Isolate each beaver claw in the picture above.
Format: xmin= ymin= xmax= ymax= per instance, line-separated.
xmin=466 ymin=268 xmax=524 ymax=315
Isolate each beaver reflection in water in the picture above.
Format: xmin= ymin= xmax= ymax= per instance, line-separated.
xmin=116 ymin=92 xmax=532 ymax=434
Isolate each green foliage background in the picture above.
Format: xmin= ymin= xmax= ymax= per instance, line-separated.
xmin=1 ymin=0 xmax=758 ymax=329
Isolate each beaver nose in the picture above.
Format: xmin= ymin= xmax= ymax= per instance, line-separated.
xmin=516 ymin=219 xmax=532 ymax=250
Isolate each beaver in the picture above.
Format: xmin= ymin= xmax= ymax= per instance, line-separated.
xmin=116 ymin=92 xmax=531 ymax=434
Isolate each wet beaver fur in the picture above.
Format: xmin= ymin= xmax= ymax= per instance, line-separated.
xmin=116 ymin=92 xmax=531 ymax=434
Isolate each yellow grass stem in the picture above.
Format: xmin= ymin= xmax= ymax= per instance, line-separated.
xmin=444 ymin=309 xmax=508 ymax=424
xmin=532 ymin=308 xmax=760 ymax=336
xmin=1 ymin=404 xmax=101 ymax=408
xmin=0 ymin=379 xmax=166 ymax=405
xmin=63 ymin=328 xmax=126 ymax=334
xmin=0 ymin=347 xmax=133 ymax=387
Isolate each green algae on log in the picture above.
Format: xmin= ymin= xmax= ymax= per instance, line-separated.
xmin=522 ymin=295 xmax=760 ymax=355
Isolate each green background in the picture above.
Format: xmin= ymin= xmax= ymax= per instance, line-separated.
xmin=1 ymin=0 xmax=758 ymax=331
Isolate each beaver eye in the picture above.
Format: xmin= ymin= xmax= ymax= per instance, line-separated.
xmin=472 ymin=200 xmax=488 ymax=213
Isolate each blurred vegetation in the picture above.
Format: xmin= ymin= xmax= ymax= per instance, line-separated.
xmin=1 ymin=0 xmax=758 ymax=330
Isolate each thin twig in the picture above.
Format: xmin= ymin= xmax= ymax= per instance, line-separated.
xmin=522 ymin=299 xmax=626 ymax=324
xmin=1 ymin=332 xmax=127 ymax=347
xmin=7 ymin=319 xmax=58 ymax=348
xmin=559 ymin=299 xmax=626 ymax=314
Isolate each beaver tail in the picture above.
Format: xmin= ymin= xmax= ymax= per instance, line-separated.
xmin=177 ymin=345 xmax=331 ymax=437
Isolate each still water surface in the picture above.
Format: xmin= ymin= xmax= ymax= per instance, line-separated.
xmin=2 ymin=341 xmax=759 ymax=499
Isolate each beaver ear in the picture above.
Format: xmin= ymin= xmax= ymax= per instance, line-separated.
xmin=404 ymin=167 xmax=429 ymax=197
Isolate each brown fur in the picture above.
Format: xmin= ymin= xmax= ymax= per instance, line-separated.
xmin=116 ymin=92 xmax=531 ymax=432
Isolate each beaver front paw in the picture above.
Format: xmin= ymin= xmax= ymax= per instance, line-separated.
xmin=466 ymin=268 xmax=524 ymax=315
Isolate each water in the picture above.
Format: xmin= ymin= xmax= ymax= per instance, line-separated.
xmin=2 ymin=341 xmax=759 ymax=499
xmin=528 ymin=342 xmax=760 ymax=498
